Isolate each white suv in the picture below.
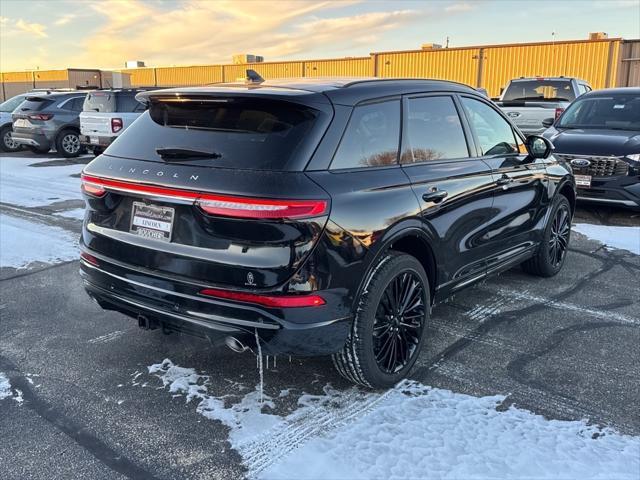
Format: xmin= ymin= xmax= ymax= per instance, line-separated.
xmin=80 ymin=89 xmax=147 ymax=155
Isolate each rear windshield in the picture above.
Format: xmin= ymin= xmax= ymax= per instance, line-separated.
xmin=0 ymin=95 xmax=27 ymax=113
xmin=557 ymin=94 xmax=640 ymax=130
xmin=502 ymin=80 xmax=575 ymax=102
xmin=16 ymin=97 xmax=54 ymax=112
xmin=83 ymin=92 xmax=144 ymax=113
xmin=105 ymin=97 xmax=328 ymax=171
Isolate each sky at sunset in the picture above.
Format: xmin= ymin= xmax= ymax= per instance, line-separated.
xmin=1 ymin=0 xmax=639 ymax=71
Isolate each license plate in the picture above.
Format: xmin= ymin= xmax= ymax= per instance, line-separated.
xmin=90 ymin=136 xmax=100 ymax=145
xmin=575 ymin=175 xmax=592 ymax=188
xmin=130 ymin=202 xmax=175 ymax=242
xmin=14 ymin=118 xmax=30 ymax=128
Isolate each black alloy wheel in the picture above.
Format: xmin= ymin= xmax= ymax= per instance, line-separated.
xmin=373 ymin=271 xmax=426 ymax=374
xmin=548 ymin=203 xmax=571 ymax=267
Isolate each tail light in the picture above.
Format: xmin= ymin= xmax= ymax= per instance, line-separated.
xmin=81 ymin=175 xmax=107 ymax=197
xmin=111 ymin=118 xmax=123 ymax=133
xmin=28 ymin=113 xmax=54 ymax=121
xmin=554 ymin=107 xmax=564 ymax=120
xmin=196 ymin=196 xmax=328 ymax=219
xmin=80 ymin=252 xmax=100 ymax=266
xmin=79 ymin=174 xmax=329 ymax=219
xmin=199 ymin=288 xmax=325 ymax=308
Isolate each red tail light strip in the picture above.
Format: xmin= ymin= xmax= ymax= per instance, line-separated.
xmin=199 ymin=288 xmax=325 ymax=308
xmin=80 ymin=174 xmax=329 ymax=219
xmin=80 ymin=251 xmax=100 ymax=266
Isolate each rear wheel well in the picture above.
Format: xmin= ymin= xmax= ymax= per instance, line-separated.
xmin=389 ymin=235 xmax=437 ymax=302
xmin=559 ymin=183 xmax=576 ymax=214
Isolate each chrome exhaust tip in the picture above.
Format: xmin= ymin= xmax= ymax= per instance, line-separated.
xmin=225 ymin=336 xmax=249 ymax=353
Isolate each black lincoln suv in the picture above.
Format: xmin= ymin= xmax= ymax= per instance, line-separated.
xmin=80 ymin=78 xmax=575 ymax=388
xmin=542 ymin=87 xmax=640 ymax=210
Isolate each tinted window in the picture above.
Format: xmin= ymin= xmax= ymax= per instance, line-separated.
xmin=402 ymin=96 xmax=468 ymax=163
xmin=331 ymin=100 xmax=400 ymax=169
xmin=70 ymin=97 xmax=86 ymax=111
xmin=557 ymin=94 xmax=640 ymax=130
xmin=106 ymin=98 xmax=327 ymax=171
xmin=502 ymin=79 xmax=575 ymax=102
xmin=461 ymin=97 xmax=518 ymax=156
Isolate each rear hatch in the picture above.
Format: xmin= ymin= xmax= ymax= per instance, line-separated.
xmin=12 ymin=96 xmax=55 ymax=130
xmin=82 ymin=92 xmax=333 ymax=290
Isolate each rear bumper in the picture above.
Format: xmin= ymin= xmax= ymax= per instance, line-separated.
xmin=10 ymin=130 xmax=53 ymax=149
xmin=576 ymin=176 xmax=640 ymax=209
xmin=80 ymin=134 xmax=116 ymax=148
xmin=80 ymin=251 xmax=352 ymax=356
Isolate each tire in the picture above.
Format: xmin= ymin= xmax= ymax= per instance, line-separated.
xmin=333 ymin=251 xmax=430 ymax=389
xmin=55 ymin=129 xmax=81 ymax=158
xmin=522 ymin=194 xmax=572 ymax=277
xmin=27 ymin=145 xmax=50 ymax=154
xmin=0 ymin=125 xmax=21 ymax=152
xmin=92 ymin=147 xmax=104 ymax=156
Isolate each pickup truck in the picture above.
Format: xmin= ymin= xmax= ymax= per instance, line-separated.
xmin=496 ymin=77 xmax=592 ymax=136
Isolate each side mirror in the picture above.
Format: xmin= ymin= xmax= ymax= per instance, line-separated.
xmin=542 ymin=117 xmax=555 ymax=128
xmin=526 ymin=135 xmax=554 ymax=159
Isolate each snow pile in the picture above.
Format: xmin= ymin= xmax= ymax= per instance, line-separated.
xmin=0 ymin=214 xmax=79 ymax=268
xmin=0 ymin=373 xmax=11 ymax=400
xmin=148 ymin=360 xmax=640 ymax=480
xmin=573 ymin=223 xmax=640 ymax=255
xmin=0 ymin=156 xmax=84 ymax=207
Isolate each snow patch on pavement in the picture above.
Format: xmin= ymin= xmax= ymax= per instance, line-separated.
xmin=260 ymin=382 xmax=640 ymax=480
xmin=0 ymin=214 xmax=78 ymax=268
xmin=0 ymin=372 xmax=12 ymax=400
xmin=573 ymin=223 xmax=640 ymax=255
xmin=55 ymin=208 xmax=85 ymax=221
xmin=0 ymin=156 xmax=84 ymax=208
xmin=147 ymin=360 xmax=640 ymax=480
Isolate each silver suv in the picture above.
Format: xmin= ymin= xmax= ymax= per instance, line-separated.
xmin=11 ymin=91 xmax=89 ymax=157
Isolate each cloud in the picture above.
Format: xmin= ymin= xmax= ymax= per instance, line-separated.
xmin=15 ymin=19 xmax=48 ymax=38
xmin=53 ymin=14 xmax=77 ymax=26
xmin=71 ymin=0 xmax=419 ymax=68
xmin=444 ymin=3 xmax=476 ymax=13
xmin=1 ymin=17 xmax=48 ymax=38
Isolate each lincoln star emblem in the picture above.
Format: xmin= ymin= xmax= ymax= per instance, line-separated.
xmin=570 ymin=158 xmax=591 ymax=168
xmin=246 ymin=272 xmax=256 ymax=286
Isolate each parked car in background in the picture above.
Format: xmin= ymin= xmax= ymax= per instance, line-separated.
xmin=79 ymin=77 xmax=575 ymax=388
xmin=11 ymin=91 xmax=88 ymax=157
xmin=543 ymin=87 xmax=640 ymax=209
xmin=497 ymin=77 xmax=592 ymax=136
xmin=80 ymin=89 xmax=147 ymax=156
xmin=0 ymin=93 xmax=30 ymax=152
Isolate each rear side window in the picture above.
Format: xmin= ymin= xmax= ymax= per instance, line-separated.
xmin=16 ymin=97 xmax=54 ymax=112
xmin=461 ymin=97 xmax=519 ymax=156
xmin=502 ymin=79 xmax=575 ymax=102
xmin=69 ymin=97 xmax=86 ymax=111
xmin=402 ymin=96 xmax=468 ymax=163
xmin=107 ymin=97 xmax=327 ymax=171
xmin=331 ymin=100 xmax=400 ymax=170
xmin=116 ymin=94 xmax=145 ymax=112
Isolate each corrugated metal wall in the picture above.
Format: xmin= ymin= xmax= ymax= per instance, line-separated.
xmin=223 ymin=61 xmax=305 ymax=82
xmin=618 ymin=40 xmax=640 ymax=87
xmin=1 ymin=38 xmax=636 ymax=102
xmin=304 ymin=57 xmax=372 ymax=77
xmin=374 ymin=48 xmax=480 ymax=86
xmin=155 ymin=65 xmax=223 ymax=86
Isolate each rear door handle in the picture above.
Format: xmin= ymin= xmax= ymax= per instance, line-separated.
xmin=422 ymin=189 xmax=448 ymax=203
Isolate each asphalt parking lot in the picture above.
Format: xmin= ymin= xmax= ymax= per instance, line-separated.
xmin=1 ymin=151 xmax=639 ymax=479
